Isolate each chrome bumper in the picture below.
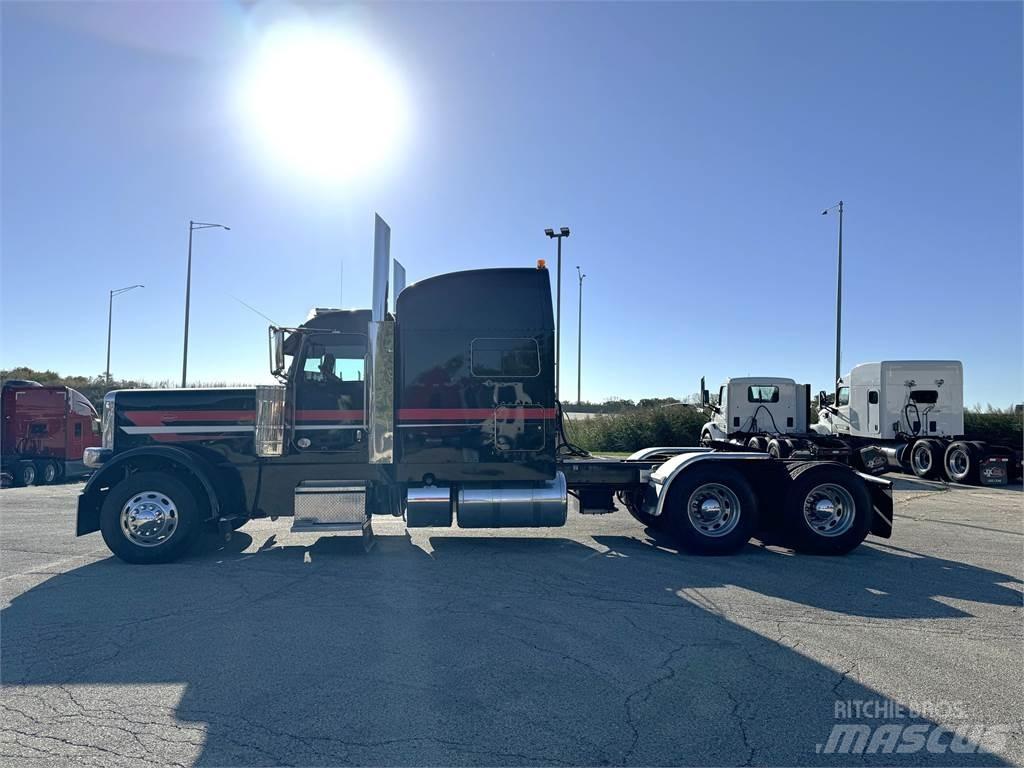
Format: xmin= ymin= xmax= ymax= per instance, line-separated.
xmin=83 ymin=447 xmax=112 ymax=468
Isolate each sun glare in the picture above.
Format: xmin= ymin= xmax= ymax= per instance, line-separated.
xmin=240 ymin=23 xmax=409 ymax=182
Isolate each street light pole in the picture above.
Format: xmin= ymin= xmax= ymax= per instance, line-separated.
xmin=576 ymin=266 xmax=586 ymax=405
xmin=106 ymin=285 xmax=144 ymax=384
xmin=544 ymin=227 xmax=570 ymax=400
xmin=822 ymin=201 xmax=844 ymax=388
xmin=182 ymin=220 xmax=230 ymax=387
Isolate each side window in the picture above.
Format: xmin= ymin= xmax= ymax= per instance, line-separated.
xmin=471 ymin=338 xmax=540 ymax=378
xmin=70 ymin=392 xmax=95 ymax=416
xmin=747 ymin=385 xmax=780 ymax=403
xmin=74 ymin=423 xmax=82 ymax=438
xmin=838 ymin=387 xmax=850 ymax=407
xmin=868 ymin=391 xmax=879 ymax=405
xmin=717 ymin=386 xmax=725 ymax=407
xmin=302 ymin=342 xmax=365 ymax=384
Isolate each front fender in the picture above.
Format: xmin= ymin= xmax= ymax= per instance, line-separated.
xmin=76 ymin=446 xmax=222 ymax=536
xmin=702 ymin=421 xmax=727 ymax=441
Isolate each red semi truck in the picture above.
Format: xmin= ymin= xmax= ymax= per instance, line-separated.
xmin=1 ymin=381 xmax=101 ymax=486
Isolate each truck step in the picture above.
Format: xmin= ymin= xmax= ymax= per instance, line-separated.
xmin=293 ymin=481 xmax=367 ymax=526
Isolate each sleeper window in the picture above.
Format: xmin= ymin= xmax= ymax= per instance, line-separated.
xmin=747 ymin=386 xmax=780 ymax=403
xmin=471 ymin=338 xmax=540 ymax=378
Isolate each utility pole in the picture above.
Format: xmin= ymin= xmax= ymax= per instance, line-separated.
xmin=106 ymin=285 xmax=144 ymax=384
xmin=576 ymin=266 xmax=586 ymax=405
xmin=822 ymin=201 xmax=844 ymax=388
xmin=544 ymin=227 xmax=570 ymax=400
xmin=182 ymin=220 xmax=230 ymax=387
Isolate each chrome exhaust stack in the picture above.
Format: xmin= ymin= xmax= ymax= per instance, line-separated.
xmin=367 ymin=214 xmax=394 ymax=464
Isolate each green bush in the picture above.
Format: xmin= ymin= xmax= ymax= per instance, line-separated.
xmin=564 ymin=406 xmax=707 ymax=453
xmin=964 ymin=410 xmax=1022 ymax=447
xmin=566 ymin=406 xmax=1022 ymax=453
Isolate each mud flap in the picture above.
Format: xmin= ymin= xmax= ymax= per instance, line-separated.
xmin=979 ymin=456 xmax=1009 ymax=486
xmin=76 ymin=491 xmax=101 ymax=536
xmin=860 ymin=473 xmax=893 ymax=538
xmin=858 ymin=446 xmax=888 ymax=476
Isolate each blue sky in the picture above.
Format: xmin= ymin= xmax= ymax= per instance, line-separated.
xmin=2 ymin=1 xmax=1021 ymax=406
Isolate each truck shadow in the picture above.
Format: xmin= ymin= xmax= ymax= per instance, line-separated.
xmin=2 ymin=528 xmax=1019 ymax=766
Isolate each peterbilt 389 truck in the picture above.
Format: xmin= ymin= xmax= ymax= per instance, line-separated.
xmin=77 ymin=216 xmax=892 ymax=564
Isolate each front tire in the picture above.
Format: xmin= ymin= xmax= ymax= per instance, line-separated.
xmin=100 ymin=472 xmax=202 ymax=564
xmin=664 ymin=466 xmax=759 ymax=555
xmin=15 ymin=463 xmax=36 ymax=487
xmin=783 ymin=464 xmax=871 ymax=555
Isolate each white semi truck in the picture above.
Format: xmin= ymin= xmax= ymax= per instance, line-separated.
xmin=814 ymin=360 xmax=1019 ymax=485
xmin=700 ymin=362 xmax=1020 ymax=486
xmin=697 ymin=377 xmax=854 ymax=461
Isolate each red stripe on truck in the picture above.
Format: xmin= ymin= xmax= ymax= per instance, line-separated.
xmin=124 ymin=410 xmax=254 ymax=426
xmin=397 ymin=408 xmax=556 ymax=421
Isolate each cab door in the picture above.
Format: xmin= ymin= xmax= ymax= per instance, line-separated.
xmin=291 ymin=332 xmax=368 ymax=453
xmin=866 ymin=390 xmax=880 ymax=434
xmin=834 ymin=385 xmax=851 ymax=434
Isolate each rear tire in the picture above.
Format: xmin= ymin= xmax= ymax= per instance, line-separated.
xmin=664 ymin=465 xmax=759 ymax=555
xmin=944 ymin=441 xmax=979 ymax=484
xmin=621 ymin=489 xmax=666 ymax=531
xmin=100 ymin=472 xmax=202 ymax=564
xmin=747 ymin=436 xmax=766 ymax=452
xmin=910 ymin=439 xmax=943 ymax=479
xmin=783 ymin=464 xmax=872 ymax=555
xmin=39 ymin=460 xmax=58 ymax=485
xmin=766 ymin=438 xmax=791 ymax=459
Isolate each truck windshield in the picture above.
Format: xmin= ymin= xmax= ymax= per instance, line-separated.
xmin=747 ymin=386 xmax=780 ymax=403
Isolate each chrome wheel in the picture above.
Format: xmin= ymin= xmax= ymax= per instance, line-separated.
xmin=946 ymin=446 xmax=969 ymax=478
xmin=120 ymin=491 xmax=178 ymax=547
xmin=802 ymin=483 xmax=856 ymax=537
xmin=42 ymin=462 xmax=57 ymax=483
xmin=911 ymin=444 xmax=933 ymax=474
xmin=687 ymin=483 xmax=741 ymax=537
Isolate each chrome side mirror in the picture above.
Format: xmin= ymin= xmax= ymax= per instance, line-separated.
xmin=269 ymin=327 xmax=286 ymax=376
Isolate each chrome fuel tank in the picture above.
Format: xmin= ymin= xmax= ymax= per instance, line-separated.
xmin=455 ymin=472 xmax=567 ymax=528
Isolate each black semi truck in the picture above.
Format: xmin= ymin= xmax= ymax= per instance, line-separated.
xmin=77 ymin=216 xmax=892 ymax=563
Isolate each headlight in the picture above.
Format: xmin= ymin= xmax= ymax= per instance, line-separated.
xmin=102 ymin=394 xmax=115 ymax=449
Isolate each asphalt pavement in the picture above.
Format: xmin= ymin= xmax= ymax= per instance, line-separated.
xmin=1 ymin=476 xmax=1021 ymax=767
